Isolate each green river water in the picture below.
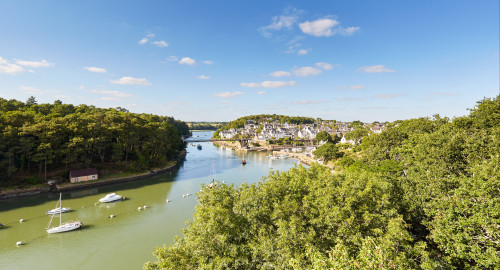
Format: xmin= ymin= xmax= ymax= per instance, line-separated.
xmin=0 ymin=131 xmax=300 ymax=269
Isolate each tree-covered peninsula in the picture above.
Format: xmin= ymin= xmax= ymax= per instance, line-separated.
xmin=146 ymin=96 xmax=499 ymax=269
xmin=0 ymin=97 xmax=190 ymax=187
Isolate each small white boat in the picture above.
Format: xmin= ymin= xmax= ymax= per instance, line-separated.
xmin=99 ymin=193 xmax=123 ymax=203
xmin=46 ymin=207 xmax=71 ymax=215
xmin=46 ymin=193 xmax=82 ymax=234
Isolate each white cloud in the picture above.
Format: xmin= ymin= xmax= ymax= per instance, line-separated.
xmin=99 ymin=97 xmax=121 ymax=101
xmin=151 ymin=40 xmax=168 ymax=47
xmin=241 ymin=80 xmax=296 ymax=88
xmin=337 ymin=97 xmax=365 ymax=101
xmin=179 ymin=57 xmax=196 ymax=65
xmin=358 ymin=65 xmax=395 ymax=73
xmin=213 ymin=91 xmax=245 ymax=98
xmin=259 ymin=8 xmax=302 ymax=37
xmin=269 ymin=71 xmax=291 ymax=77
xmin=315 ymin=62 xmax=333 ymax=70
xmin=110 ymin=76 xmax=151 ymax=85
xmin=291 ymin=100 xmax=328 ymax=105
xmin=297 ymin=49 xmax=309 ymax=55
xmin=373 ymin=94 xmax=404 ymax=99
xmin=203 ymin=60 xmax=214 ymax=65
xmin=293 ymin=66 xmax=322 ymax=77
xmin=19 ymin=85 xmax=43 ymax=94
xmin=257 ymin=91 xmax=266 ymax=95
xmin=146 ymin=33 xmax=155 ymax=38
xmin=299 ymin=17 xmax=359 ymax=37
xmin=15 ymin=59 xmax=53 ymax=68
xmin=166 ymin=56 xmax=178 ymax=62
xmin=221 ymin=100 xmax=232 ymax=104
xmin=84 ymin=66 xmax=107 ymax=73
xmin=138 ymin=38 xmax=148 ymax=45
xmin=299 ymin=18 xmax=339 ymax=37
xmin=344 ymin=85 xmax=366 ymax=90
xmin=0 ymin=57 xmax=24 ymax=74
xmin=89 ymin=90 xmax=133 ymax=98
xmin=337 ymin=26 xmax=360 ymax=36
xmin=197 ymin=75 xmax=210 ymax=79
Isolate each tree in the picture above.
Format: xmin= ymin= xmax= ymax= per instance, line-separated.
xmin=316 ymin=131 xmax=332 ymax=143
xmin=26 ymin=96 xmax=37 ymax=105
xmin=313 ymin=142 xmax=342 ymax=162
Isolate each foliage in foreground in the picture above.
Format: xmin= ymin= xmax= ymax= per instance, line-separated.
xmin=146 ymin=96 xmax=499 ymax=269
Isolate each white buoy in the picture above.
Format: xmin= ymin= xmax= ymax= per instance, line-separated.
xmin=143 ymin=205 xmax=147 ymax=209
xmin=166 ymin=199 xmax=170 ymax=203
xmin=182 ymin=194 xmax=186 ymax=198
xmin=138 ymin=207 xmax=142 ymax=211
xmin=109 ymin=214 xmax=115 ymax=219
xmin=19 ymin=219 xmax=24 ymax=223
xmin=16 ymin=241 xmax=22 ymax=246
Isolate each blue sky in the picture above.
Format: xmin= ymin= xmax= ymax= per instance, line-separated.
xmin=0 ymin=0 xmax=498 ymax=122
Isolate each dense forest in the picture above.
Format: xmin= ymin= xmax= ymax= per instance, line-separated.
xmin=213 ymin=114 xmax=317 ymax=138
xmin=187 ymin=122 xmax=227 ymax=130
xmin=146 ymin=96 xmax=499 ymax=269
xmin=0 ymin=97 xmax=190 ymax=186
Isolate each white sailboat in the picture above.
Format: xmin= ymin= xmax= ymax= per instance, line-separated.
xmin=46 ymin=193 xmax=82 ymax=234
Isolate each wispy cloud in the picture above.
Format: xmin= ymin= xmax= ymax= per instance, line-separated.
xmin=315 ymin=62 xmax=333 ymax=70
xmin=84 ymin=66 xmax=107 ymax=73
xmin=373 ymin=94 xmax=404 ymax=99
xmin=203 ymin=60 xmax=214 ymax=65
xmin=293 ymin=66 xmax=322 ymax=77
xmin=339 ymin=85 xmax=366 ymax=90
xmin=291 ymin=100 xmax=328 ymax=105
xmin=221 ymin=100 xmax=232 ymax=104
xmin=257 ymin=91 xmax=266 ymax=95
xmin=89 ymin=90 xmax=133 ymax=98
xmin=110 ymin=76 xmax=151 ymax=85
xmin=138 ymin=37 xmax=148 ymax=45
xmin=358 ymin=65 xmax=395 ymax=73
xmin=166 ymin=56 xmax=178 ymax=62
xmin=0 ymin=57 xmax=24 ymax=74
xmin=337 ymin=97 xmax=365 ymax=101
xmin=259 ymin=8 xmax=302 ymax=37
xmin=297 ymin=49 xmax=309 ymax=55
xmin=151 ymin=40 xmax=168 ymax=47
xmin=179 ymin=57 xmax=196 ymax=65
xmin=19 ymin=85 xmax=58 ymax=95
xmin=213 ymin=91 xmax=245 ymax=98
xmin=241 ymin=80 xmax=296 ymax=88
xmin=15 ymin=59 xmax=53 ymax=68
xmin=299 ymin=17 xmax=359 ymax=37
xmin=197 ymin=75 xmax=210 ymax=79
xmin=269 ymin=71 xmax=291 ymax=77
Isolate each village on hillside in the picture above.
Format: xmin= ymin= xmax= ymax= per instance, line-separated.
xmin=217 ymin=119 xmax=386 ymax=143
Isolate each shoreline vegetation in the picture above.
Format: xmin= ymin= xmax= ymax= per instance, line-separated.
xmin=146 ymin=96 xmax=499 ymax=269
xmin=0 ymin=150 xmax=186 ymax=199
xmin=0 ymin=97 xmax=190 ymax=198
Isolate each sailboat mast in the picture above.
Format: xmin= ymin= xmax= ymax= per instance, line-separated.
xmin=59 ymin=193 xmax=62 ymax=226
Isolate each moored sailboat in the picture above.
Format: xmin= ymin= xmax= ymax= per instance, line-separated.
xmin=46 ymin=193 xmax=82 ymax=234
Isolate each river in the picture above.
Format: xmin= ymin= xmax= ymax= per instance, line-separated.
xmin=0 ymin=131 xmax=300 ymax=269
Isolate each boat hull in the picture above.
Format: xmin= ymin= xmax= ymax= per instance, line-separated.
xmin=47 ymin=221 xmax=82 ymax=234
xmin=99 ymin=194 xmax=122 ymax=203
xmin=46 ymin=207 xmax=71 ymax=215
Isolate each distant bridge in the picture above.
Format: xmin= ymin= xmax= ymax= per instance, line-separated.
xmin=184 ymin=137 xmax=317 ymax=148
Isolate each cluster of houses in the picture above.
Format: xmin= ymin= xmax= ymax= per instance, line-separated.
xmin=218 ymin=120 xmax=386 ymax=144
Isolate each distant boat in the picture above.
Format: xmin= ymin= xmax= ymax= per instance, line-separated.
xmin=241 ymin=151 xmax=247 ymax=165
xmin=46 ymin=193 xmax=82 ymax=234
xmin=197 ymin=144 xmax=202 ymax=150
xmin=99 ymin=193 xmax=123 ymax=203
xmin=46 ymin=207 xmax=71 ymax=215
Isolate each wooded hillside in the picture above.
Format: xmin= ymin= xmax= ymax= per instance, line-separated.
xmin=0 ymin=98 xmax=189 ymax=186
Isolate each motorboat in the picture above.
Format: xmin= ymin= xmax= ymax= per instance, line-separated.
xmin=46 ymin=193 xmax=82 ymax=234
xmin=46 ymin=207 xmax=71 ymax=215
xmin=197 ymin=144 xmax=202 ymax=150
xmin=99 ymin=193 xmax=123 ymax=203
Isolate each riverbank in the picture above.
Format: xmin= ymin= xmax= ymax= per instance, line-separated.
xmin=0 ymin=150 xmax=186 ymax=199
